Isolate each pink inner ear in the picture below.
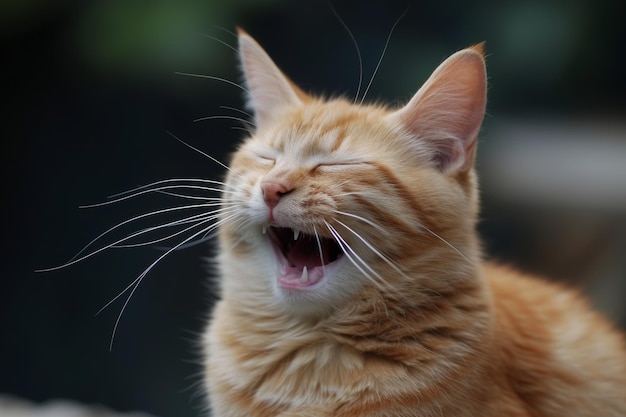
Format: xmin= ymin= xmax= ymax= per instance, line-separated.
xmin=237 ymin=31 xmax=304 ymax=129
xmin=432 ymin=137 xmax=466 ymax=172
xmin=394 ymin=47 xmax=487 ymax=174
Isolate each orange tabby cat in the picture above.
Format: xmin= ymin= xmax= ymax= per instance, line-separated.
xmin=204 ymin=29 xmax=626 ymax=417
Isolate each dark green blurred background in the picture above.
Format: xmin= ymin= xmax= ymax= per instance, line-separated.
xmin=3 ymin=1 xmax=625 ymax=416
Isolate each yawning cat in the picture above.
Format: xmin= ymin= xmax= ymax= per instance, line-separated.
xmin=204 ymin=29 xmax=626 ymax=417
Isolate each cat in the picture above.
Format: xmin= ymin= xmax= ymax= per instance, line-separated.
xmin=203 ymin=29 xmax=626 ymax=417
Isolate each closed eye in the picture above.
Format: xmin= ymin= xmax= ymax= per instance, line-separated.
xmin=316 ymin=161 xmax=372 ymax=170
xmin=256 ymin=156 xmax=275 ymax=165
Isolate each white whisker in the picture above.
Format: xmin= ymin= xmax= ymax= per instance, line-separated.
xmin=328 ymin=1 xmax=363 ymax=104
xmin=313 ymin=224 xmax=326 ymax=277
xmin=159 ymin=210 xmax=244 ymax=252
xmin=196 ymin=32 xmax=238 ymax=53
xmin=334 ymin=210 xmax=388 ymax=235
xmin=112 ymin=207 xmax=237 ymax=249
xmin=334 ymin=216 xmax=442 ymax=300
xmin=334 ymin=219 xmax=405 ymax=278
xmin=107 ymin=178 xmax=241 ymax=199
xmin=166 ymin=131 xmax=243 ymax=179
xmin=82 ymin=184 xmax=235 ymax=209
xmin=36 ymin=203 xmax=238 ymax=272
xmin=96 ymin=216 xmax=217 ymax=316
xmin=152 ymin=190 xmax=224 ymax=201
xmin=421 ymin=225 xmax=473 ymax=265
xmin=219 ymin=105 xmax=254 ymax=119
xmin=230 ymin=126 xmax=254 ymax=133
xmin=325 ymin=221 xmax=391 ymax=293
xmin=193 ymin=115 xmax=255 ymax=126
xmin=174 ymin=72 xmax=250 ymax=94
xmin=359 ymin=8 xmax=408 ymax=105
xmin=212 ymin=25 xmax=238 ymax=39
xmin=102 ymin=216 xmax=221 ymax=351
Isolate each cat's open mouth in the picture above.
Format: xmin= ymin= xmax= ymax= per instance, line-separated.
xmin=266 ymin=226 xmax=343 ymax=290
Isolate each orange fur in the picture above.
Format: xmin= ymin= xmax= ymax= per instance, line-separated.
xmin=204 ymin=31 xmax=626 ymax=416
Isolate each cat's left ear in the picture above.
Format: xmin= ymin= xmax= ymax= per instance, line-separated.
xmin=387 ymin=44 xmax=487 ymax=174
xmin=237 ymin=29 xmax=310 ymax=129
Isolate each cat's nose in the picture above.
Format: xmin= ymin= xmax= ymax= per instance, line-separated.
xmin=261 ymin=181 xmax=293 ymax=208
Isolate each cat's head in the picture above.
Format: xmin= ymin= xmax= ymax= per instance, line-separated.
xmin=218 ymin=30 xmax=486 ymax=317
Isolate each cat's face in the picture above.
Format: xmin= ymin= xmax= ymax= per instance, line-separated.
xmin=218 ymin=31 xmax=486 ymax=317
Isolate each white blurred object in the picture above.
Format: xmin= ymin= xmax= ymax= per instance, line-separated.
xmin=482 ymin=119 xmax=626 ymax=211
xmin=480 ymin=119 xmax=626 ymax=326
xmin=0 ymin=395 xmax=158 ymax=417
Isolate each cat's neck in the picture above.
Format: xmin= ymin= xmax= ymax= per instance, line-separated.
xmin=325 ymin=248 xmax=490 ymax=361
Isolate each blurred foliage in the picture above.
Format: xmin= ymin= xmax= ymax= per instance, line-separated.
xmin=4 ymin=0 xmax=624 ymax=111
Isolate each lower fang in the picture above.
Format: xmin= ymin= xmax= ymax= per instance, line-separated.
xmin=299 ymin=266 xmax=308 ymax=283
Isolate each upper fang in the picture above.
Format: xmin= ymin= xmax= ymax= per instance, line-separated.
xmin=293 ymin=229 xmax=300 ymax=240
xmin=262 ymin=224 xmax=268 ymax=234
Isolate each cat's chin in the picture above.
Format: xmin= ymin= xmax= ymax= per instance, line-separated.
xmin=265 ymin=226 xmax=346 ymax=293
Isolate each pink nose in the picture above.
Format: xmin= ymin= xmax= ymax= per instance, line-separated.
xmin=262 ymin=181 xmax=292 ymax=208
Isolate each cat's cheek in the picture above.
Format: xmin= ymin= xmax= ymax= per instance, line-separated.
xmin=238 ymin=186 xmax=271 ymax=229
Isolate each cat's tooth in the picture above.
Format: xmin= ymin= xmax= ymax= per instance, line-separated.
xmin=262 ymin=224 xmax=267 ymax=234
xmin=299 ymin=266 xmax=308 ymax=283
xmin=293 ymin=229 xmax=300 ymax=240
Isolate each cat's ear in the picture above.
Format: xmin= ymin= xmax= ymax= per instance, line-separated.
xmin=237 ymin=29 xmax=310 ymax=129
xmin=388 ymin=44 xmax=486 ymax=174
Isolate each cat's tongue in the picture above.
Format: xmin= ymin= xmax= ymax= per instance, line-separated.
xmin=278 ymin=264 xmax=324 ymax=289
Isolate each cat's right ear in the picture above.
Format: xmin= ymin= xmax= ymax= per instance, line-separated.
xmin=237 ymin=29 xmax=309 ymax=129
xmin=386 ymin=45 xmax=487 ymax=175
